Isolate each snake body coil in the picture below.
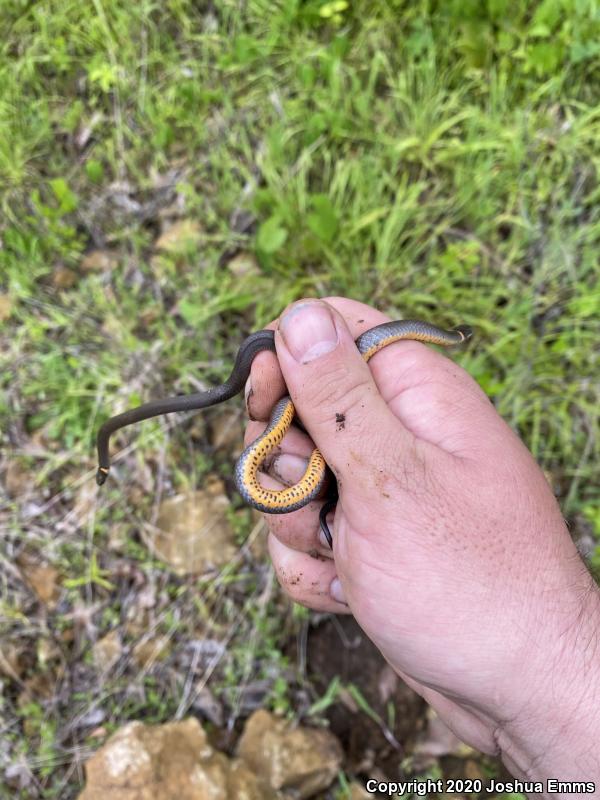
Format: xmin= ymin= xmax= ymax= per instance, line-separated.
xmin=96 ymin=319 xmax=472 ymax=546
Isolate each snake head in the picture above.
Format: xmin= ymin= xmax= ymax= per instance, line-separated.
xmin=453 ymin=325 xmax=473 ymax=342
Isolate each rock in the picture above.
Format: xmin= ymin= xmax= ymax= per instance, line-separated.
xmin=237 ymin=709 xmax=343 ymax=798
xmin=228 ymin=759 xmax=281 ymax=799
xmin=155 ymin=220 xmax=202 ymax=253
xmin=81 ymin=250 xmax=119 ymax=272
xmin=348 ymin=782 xmax=372 ymax=799
xmin=93 ymin=631 xmax=122 ymax=672
xmin=142 ymin=490 xmax=237 ymax=576
xmin=77 ymin=718 xmax=281 ymax=800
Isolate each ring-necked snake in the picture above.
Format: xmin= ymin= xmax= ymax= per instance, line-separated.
xmin=96 ymin=319 xmax=472 ymax=548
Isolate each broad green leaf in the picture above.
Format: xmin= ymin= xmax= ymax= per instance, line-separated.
xmin=307 ymin=194 xmax=338 ymax=243
xmin=49 ymin=178 xmax=78 ymax=213
xmin=85 ymin=159 xmax=104 ymax=183
xmin=257 ymin=216 xmax=288 ymax=253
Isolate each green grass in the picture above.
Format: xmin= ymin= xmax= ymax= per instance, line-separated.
xmin=1 ymin=0 xmax=600 ymax=795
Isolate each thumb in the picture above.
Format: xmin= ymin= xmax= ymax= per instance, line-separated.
xmin=275 ymin=299 xmax=414 ymax=493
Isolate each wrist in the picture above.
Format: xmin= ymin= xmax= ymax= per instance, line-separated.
xmin=497 ymin=575 xmax=600 ymax=785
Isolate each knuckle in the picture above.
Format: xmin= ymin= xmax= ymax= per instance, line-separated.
xmin=295 ymin=360 xmax=349 ymax=408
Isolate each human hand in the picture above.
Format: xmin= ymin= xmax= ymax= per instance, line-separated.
xmin=245 ymin=297 xmax=600 ymax=783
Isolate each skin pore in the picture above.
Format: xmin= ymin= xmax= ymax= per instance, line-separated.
xmin=244 ymin=297 xmax=600 ymax=789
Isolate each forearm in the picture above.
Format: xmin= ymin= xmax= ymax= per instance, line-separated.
xmin=497 ymin=580 xmax=600 ymax=794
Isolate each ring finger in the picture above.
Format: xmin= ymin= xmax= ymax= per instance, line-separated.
xmin=243 ymin=420 xmax=333 ymax=557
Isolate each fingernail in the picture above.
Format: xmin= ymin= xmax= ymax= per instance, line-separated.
xmin=244 ymin=376 xmax=257 ymax=420
xmin=244 ymin=376 xmax=252 ymax=406
xmin=330 ymin=577 xmax=347 ymax=605
xmin=270 ymin=454 xmax=309 ymax=486
xmin=279 ymin=301 xmax=338 ymax=364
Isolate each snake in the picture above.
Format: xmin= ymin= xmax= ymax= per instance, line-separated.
xmin=96 ymin=319 xmax=472 ymax=548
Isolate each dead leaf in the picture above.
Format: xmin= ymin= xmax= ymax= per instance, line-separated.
xmin=5 ymin=460 xmax=31 ymax=497
xmin=107 ymin=523 xmax=130 ymax=552
xmin=0 ymin=293 xmax=12 ymax=321
xmin=377 ymin=664 xmax=399 ymax=704
xmin=338 ymin=687 xmax=359 ymax=713
xmin=70 ymin=482 xmax=96 ymax=524
xmin=226 ymin=251 xmax=261 ymax=278
xmin=246 ymin=511 xmax=269 ymax=561
xmin=88 ymin=726 xmax=108 ymax=740
xmin=93 ymin=630 xmax=122 ymax=672
xmin=80 ymin=250 xmax=118 ymax=273
xmin=348 ymin=782 xmax=373 ymax=799
xmin=52 ymin=266 xmax=78 ymax=289
xmin=19 ymin=669 xmax=58 ymax=706
xmin=142 ymin=489 xmax=237 ymax=576
xmin=191 ymin=685 xmax=224 ymax=726
xmin=75 ymin=111 xmax=103 ymax=150
xmin=4 ymin=761 xmax=34 ymax=792
xmin=210 ymin=407 xmax=244 ymax=454
xmin=132 ymin=635 xmax=171 ymax=668
xmin=464 ymin=760 xmax=486 ymax=780
xmin=155 ymin=219 xmax=202 ymax=253
xmin=0 ymin=642 xmax=26 ymax=683
xmin=18 ymin=554 xmax=61 ymax=608
xmin=37 ymin=637 xmax=61 ymax=667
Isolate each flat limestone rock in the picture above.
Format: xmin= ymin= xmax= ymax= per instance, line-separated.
xmin=77 ymin=718 xmax=280 ymax=800
xmin=349 ymin=782 xmax=372 ymax=799
xmin=142 ymin=490 xmax=237 ymax=576
xmin=237 ymin=710 xmax=343 ymax=799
